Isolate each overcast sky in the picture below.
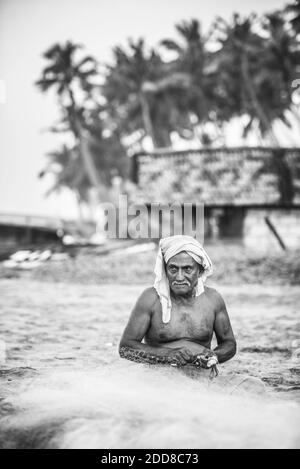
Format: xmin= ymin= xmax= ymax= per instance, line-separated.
xmin=0 ymin=0 xmax=287 ymax=219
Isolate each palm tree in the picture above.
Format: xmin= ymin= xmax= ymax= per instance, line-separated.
xmin=212 ymin=14 xmax=282 ymax=144
xmin=38 ymin=144 xmax=93 ymax=223
xmin=161 ymin=20 xmax=209 ymax=120
xmin=259 ymin=12 xmax=300 ymax=129
xmin=102 ymin=39 xmax=164 ymax=147
xmin=213 ymin=11 xmax=300 ymax=145
xmin=283 ymin=1 xmax=300 ymax=127
xmin=36 ymin=41 xmax=104 ymax=197
xmin=103 ymin=38 xmax=193 ymax=148
xmin=212 ymin=13 xmax=298 ymax=201
xmin=160 ymin=19 xmax=220 ymax=142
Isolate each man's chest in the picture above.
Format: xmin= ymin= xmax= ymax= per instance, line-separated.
xmin=147 ymin=297 xmax=215 ymax=343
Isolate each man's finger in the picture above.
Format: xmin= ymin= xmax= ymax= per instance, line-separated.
xmin=195 ymin=355 xmax=209 ymax=368
xmin=174 ymin=353 xmax=188 ymax=365
xmin=179 ymin=349 xmax=193 ymax=361
xmin=182 ymin=350 xmax=195 ymax=362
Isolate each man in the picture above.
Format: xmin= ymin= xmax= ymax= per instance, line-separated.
xmin=119 ymin=235 xmax=236 ymax=373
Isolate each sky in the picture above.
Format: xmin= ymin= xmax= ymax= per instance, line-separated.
xmin=0 ymin=0 xmax=288 ymax=219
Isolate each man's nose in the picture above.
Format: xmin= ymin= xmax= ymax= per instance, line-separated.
xmin=176 ymin=269 xmax=185 ymax=281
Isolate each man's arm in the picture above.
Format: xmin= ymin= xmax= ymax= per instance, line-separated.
xmin=119 ymin=287 xmax=194 ymax=366
xmin=211 ymin=290 xmax=237 ymax=364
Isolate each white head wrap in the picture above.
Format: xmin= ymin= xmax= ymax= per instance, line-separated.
xmin=153 ymin=235 xmax=213 ymax=323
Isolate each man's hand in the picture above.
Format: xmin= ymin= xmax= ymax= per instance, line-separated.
xmin=192 ymin=350 xmax=218 ymax=369
xmin=165 ymin=347 xmax=195 ymax=366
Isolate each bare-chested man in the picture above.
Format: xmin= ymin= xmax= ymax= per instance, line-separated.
xmin=119 ymin=235 xmax=236 ymax=371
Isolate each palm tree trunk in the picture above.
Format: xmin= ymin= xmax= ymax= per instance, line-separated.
xmin=75 ymin=190 xmax=85 ymax=225
xmin=67 ymin=88 xmax=104 ymax=200
xmin=139 ymin=91 xmax=157 ymax=147
xmin=291 ymin=104 xmax=300 ymax=133
xmin=78 ymin=126 xmax=103 ymax=189
xmin=152 ymin=125 xmax=172 ymax=147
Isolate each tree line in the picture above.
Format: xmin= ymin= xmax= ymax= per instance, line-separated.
xmin=36 ymin=1 xmax=300 ymax=208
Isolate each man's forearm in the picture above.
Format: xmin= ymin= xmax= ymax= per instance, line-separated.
xmin=119 ymin=342 xmax=176 ymax=365
xmin=213 ymin=340 xmax=236 ymax=363
xmin=119 ymin=340 xmax=223 ymax=368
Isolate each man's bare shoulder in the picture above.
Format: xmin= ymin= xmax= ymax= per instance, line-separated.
xmin=204 ymin=286 xmax=226 ymax=312
xmin=135 ymin=287 xmax=160 ymax=312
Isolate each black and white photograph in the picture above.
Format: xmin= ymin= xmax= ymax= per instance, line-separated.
xmin=0 ymin=0 xmax=300 ymax=451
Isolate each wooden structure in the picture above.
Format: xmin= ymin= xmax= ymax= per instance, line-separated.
xmin=131 ymin=147 xmax=300 ymax=243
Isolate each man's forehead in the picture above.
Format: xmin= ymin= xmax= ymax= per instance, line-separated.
xmin=166 ymin=251 xmax=197 ymax=266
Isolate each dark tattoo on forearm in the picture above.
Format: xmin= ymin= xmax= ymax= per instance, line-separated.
xmin=119 ymin=346 xmax=175 ymax=365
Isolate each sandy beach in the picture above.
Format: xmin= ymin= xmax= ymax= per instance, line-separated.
xmin=0 ymin=276 xmax=299 ymax=448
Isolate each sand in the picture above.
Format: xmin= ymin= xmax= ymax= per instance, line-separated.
xmin=0 ymin=279 xmax=299 ymax=448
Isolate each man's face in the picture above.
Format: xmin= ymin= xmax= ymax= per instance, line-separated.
xmin=166 ymin=251 xmax=200 ymax=296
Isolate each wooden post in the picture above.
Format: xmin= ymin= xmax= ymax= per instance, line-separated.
xmin=264 ymin=216 xmax=287 ymax=251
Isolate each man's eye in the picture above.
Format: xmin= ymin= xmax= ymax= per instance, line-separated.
xmin=185 ymin=268 xmax=192 ymax=272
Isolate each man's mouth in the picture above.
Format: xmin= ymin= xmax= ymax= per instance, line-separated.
xmin=173 ymin=282 xmax=189 ymax=286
